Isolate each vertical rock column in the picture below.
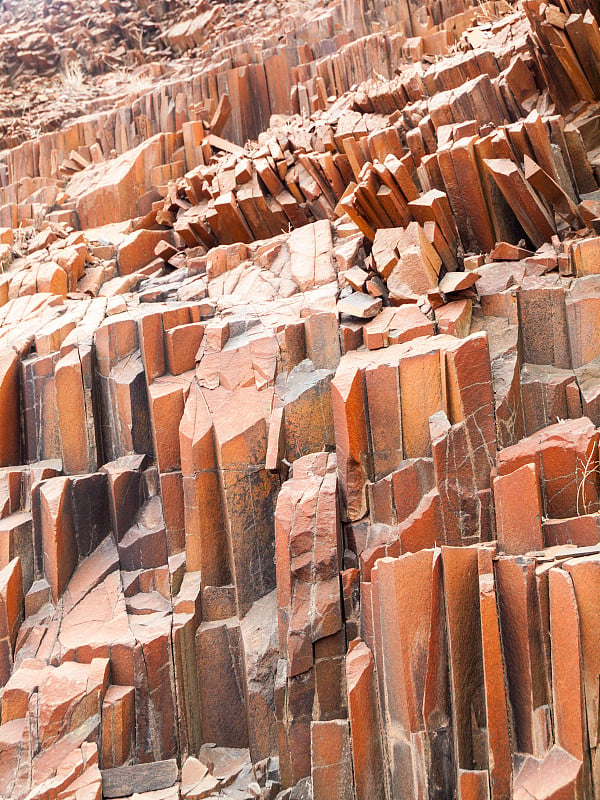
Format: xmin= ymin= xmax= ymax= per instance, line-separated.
xmin=94 ymin=315 xmax=153 ymax=462
xmin=212 ymin=385 xmax=279 ymax=618
xmin=274 ymin=452 xmax=347 ymax=788
xmin=0 ymin=349 xmax=20 ymax=467
xmin=179 ymin=382 xmax=231 ymax=586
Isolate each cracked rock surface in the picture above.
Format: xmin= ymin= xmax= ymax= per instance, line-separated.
xmin=1 ymin=0 xmax=600 ymax=798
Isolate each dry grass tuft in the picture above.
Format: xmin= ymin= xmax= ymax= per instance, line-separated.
xmin=60 ymin=60 xmax=86 ymax=93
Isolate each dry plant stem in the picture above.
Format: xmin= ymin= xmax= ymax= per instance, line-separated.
xmin=576 ymin=440 xmax=600 ymax=516
xmin=60 ymin=61 xmax=85 ymax=93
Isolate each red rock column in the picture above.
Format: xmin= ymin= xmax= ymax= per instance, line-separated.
xmin=95 ymin=316 xmax=153 ymax=461
xmin=0 ymin=350 xmax=20 ymax=467
xmin=101 ymin=685 xmax=135 ymax=768
xmin=212 ymin=385 xmax=279 ymax=617
xmin=442 ymin=546 xmax=487 ymax=792
xmin=55 ymin=346 xmax=101 ymax=475
xmin=495 ymin=555 xmax=550 ymax=757
xmin=493 ymin=463 xmax=544 ymax=554
xmin=331 ymin=360 xmax=370 ymax=522
xmin=477 ymin=548 xmax=511 ymax=800
xmin=0 ymin=557 xmax=22 ymax=687
xmin=21 ymin=352 xmax=61 ymax=463
xmin=179 ymin=382 xmax=230 ymax=586
xmin=38 ymin=477 xmax=77 ymax=603
xmin=346 ymin=639 xmax=388 ymax=800
xmin=564 ymin=554 xmax=600 ymax=785
xmin=311 ymin=719 xmax=354 ymax=800
xmin=274 ymin=451 xmax=345 ymax=787
xmin=370 ymin=549 xmax=451 ymax=799
xmin=548 ymin=567 xmax=587 ymax=763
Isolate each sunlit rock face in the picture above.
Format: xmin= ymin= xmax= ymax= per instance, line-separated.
xmin=0 ymin=0 xmax=600 ymax=798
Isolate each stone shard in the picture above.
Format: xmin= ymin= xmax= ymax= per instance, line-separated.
xmin=101 ymin=760 xmax=179 ymax=799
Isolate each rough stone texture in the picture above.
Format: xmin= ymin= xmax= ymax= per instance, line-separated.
xmin=0 ymin=0 xmax=599 ymax=798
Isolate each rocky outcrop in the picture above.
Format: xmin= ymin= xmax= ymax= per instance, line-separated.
xmin=1 ymin=0 xmax=600 ymax=798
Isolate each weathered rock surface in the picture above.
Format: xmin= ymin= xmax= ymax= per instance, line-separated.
xmin=1 ymin=0 xmax=600 ymax=798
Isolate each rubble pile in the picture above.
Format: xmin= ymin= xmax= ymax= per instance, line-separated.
xmin=0 ymin=0 xmax=600 ymax=798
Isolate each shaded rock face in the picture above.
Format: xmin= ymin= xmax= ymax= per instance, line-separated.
xmin=2 ymin=0 xmax=600 ymax=799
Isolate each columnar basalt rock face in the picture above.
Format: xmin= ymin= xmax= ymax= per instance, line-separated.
xmin=2 ymin=0 xmax=600 ymax=798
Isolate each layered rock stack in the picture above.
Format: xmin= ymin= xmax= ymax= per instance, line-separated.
xmin=0 ymin=0 xmax=600 ymax=798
